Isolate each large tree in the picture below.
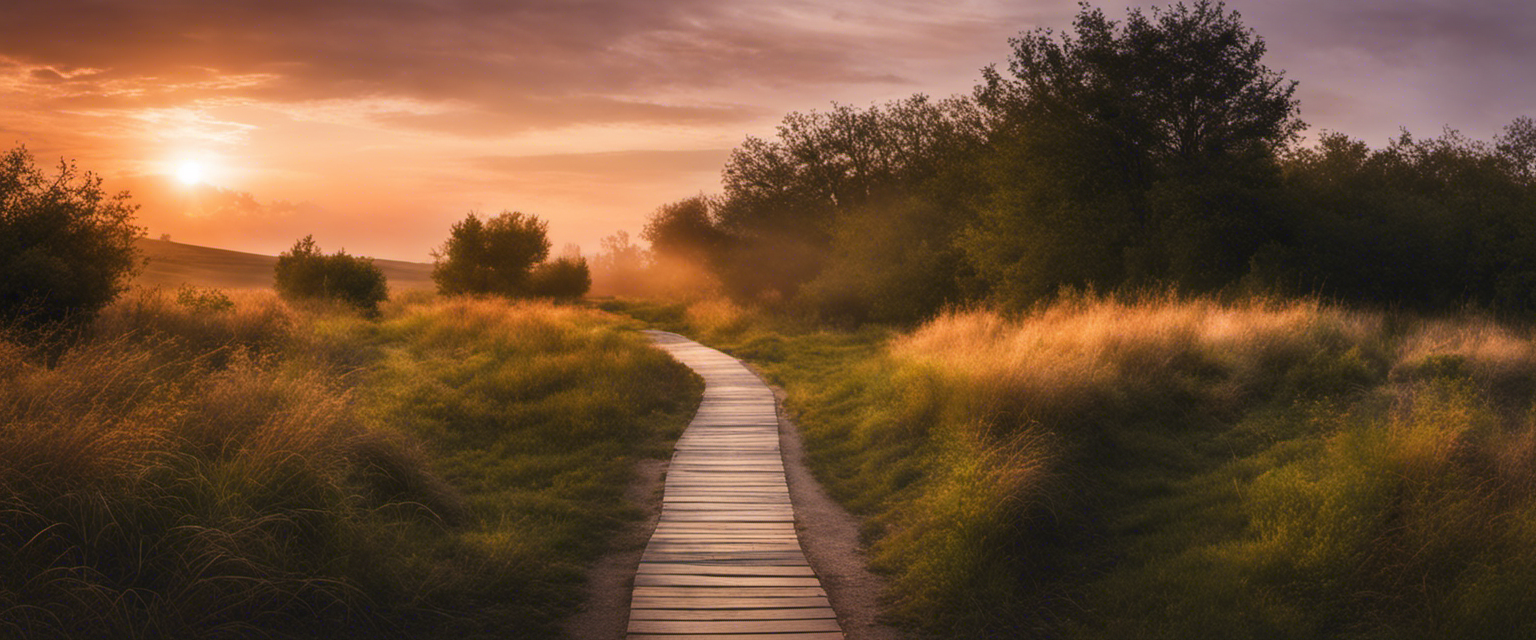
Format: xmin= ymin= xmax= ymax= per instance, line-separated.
xmin=967 ymin=1 xmax=1302 ymax=305
xmin=0 ymin=146 xmax=142 ymax=331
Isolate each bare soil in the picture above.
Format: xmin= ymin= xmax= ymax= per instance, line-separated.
xmin=768 ymin=381 xmax=907 ymax=640
xmin=560 ymin=458 xmax=667 ymax=640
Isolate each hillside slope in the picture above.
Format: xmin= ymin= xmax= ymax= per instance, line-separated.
xmin=134 ymin=238 xmax=435 ymax=290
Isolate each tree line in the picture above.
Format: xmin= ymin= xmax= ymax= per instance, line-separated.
xmin=7 ymin=1 xmax=1534 ymax=332
xmin=627 ymin=1 xmax=1536 ymax=323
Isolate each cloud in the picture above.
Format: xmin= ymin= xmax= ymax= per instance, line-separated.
xmin=0 ymin=0 xmax=1014 ymax=132
xmin=472 ymin=149 xmax=731 ymax=179
xmin=379 ymin=99 xmax=765 ymax=137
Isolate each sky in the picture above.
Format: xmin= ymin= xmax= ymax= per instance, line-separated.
xmin=2 ymin=0 xmax=1532 ymax=262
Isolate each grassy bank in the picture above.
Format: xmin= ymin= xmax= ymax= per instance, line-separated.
xmin=1 ymin=289 xmax=700 ymax=638
xmin=609 ymin=295 xmax=1536 ymax=638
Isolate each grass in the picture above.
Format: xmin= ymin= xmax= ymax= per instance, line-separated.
xmin=1 ymin=288 xmax=700 ymax=638
xmin=607 ymin=293 xmax=1536 ymax=639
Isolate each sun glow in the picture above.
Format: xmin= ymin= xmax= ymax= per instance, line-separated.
xmin=176 ymin=160 xmax=207 ymax=185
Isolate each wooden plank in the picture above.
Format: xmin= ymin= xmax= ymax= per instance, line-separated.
xmin=630 ymin=596 xmax=831 ymax=610
xmin=628 ymin=607 xmax=835 ymax=621
xmin=632 ymin=586 xmax=827 ymax=599
xmin=628 ymin=619 xmax=842 ymax=634
xmin=652 ymin=520 xmax=796 ymax=528
xmin=626 ymin=633 xmax=843 ymax=640
xmin=635 ymin=574 xmax=823 ymax=587
xmin=637 ymin=564 xmax=816 ymax=576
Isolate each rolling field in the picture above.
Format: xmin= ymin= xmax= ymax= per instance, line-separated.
xmin=134 ymin=237 xmax=436 ymax=290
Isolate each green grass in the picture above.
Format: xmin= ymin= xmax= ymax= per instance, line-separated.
xmin=1 ymin=288 xmax=700 ymax=638
xmin=606 ymin=294 xmax=1536 ymax=639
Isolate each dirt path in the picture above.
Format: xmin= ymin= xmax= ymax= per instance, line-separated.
xmin=769 ymin=382 xmax=905 ymax=640
xmin=563 ymin=331 xmax=903 ymax=640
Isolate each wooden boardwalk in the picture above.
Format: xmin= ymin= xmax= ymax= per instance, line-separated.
xmin=629 ymin=331 xmax=844 ymax=640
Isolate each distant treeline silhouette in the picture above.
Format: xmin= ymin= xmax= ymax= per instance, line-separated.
xmin=626 ymin=1 xmax=1536 ymax=323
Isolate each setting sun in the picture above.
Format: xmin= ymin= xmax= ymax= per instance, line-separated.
xmin=175 ymin=160 xmax=206 ymax=185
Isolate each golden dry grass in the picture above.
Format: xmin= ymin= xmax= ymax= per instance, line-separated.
xmin=633 ymin=293 xmax=1536 ymax=637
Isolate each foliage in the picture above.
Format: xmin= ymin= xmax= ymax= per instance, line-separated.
xmin=642 ymin=196 xmax=726 ymax=269
xmin=711 ymin=96 xmax=990 ymax=302
xmin=637 ymin=196 xmax=728 ymax=298
xmin=431 ymin=210 xmax=551 ymax=297
xmin=527 ymin=256 xmax=592 ymax=299
xmin=800 ymin=195 xmax=978 ymax=325
xmin=0 ymin=146 xmax=141 ymax=331
xmin=174 ymin=284 xmax=235 ymax=314
xmin=1270 ymin=126 xmax=1536 ymax=310
xmin=273 ymin=235 xmax=388 ymax=311
xmin=614 ymin=2 xmax=1533 ymax=323
xmin=966 ymin=0 xmax=1300 ymax=305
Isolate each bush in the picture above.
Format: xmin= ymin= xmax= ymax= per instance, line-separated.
xmin=0 ymin=146 xmax=141 ymax=330
xmin=527 ymin=256 xmax=591 ymax=299
xmin=431 ymin=210 xmax=551 ymax=296
xmin=273 ymin=235 xmax=388 ymax=312
xmin=175 ymin=284 xmax=235 ymax=314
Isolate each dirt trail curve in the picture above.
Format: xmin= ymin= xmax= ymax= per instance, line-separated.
xmin=625 ymin=331 xmax=844 ymax=639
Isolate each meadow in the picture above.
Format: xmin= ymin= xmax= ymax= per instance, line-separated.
xmin=610 ymin=294 xmax=1536 ymax=639
xmin=0 ymin=287 xmax=700 ymax=638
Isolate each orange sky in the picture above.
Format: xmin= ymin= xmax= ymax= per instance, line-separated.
xmin=3 ymin=0 xmax=1531 ymax=261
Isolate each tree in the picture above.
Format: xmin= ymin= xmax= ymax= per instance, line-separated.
xmin=527 ymin=256 xmax=592 ymax=299
xmin=431 ymin=211 xmax=551 ymax=296
xmin=590 ymin=231 xmax=650 ymax=296
xmin=641 ymin=196 xmax=725 ymax=267
xmin=0 ymin=146 xmax=142 ymax=331
xmin=714 ymin=96 xmax=990 ymax=301
xmin=967 ymin=1 xmax=1302 ymax=305
xmin=273 ymin=235 xmax=388 ymax=312
xmin=1275 ymin=125 xmax=1536 ymax=310
xmin=640 ymin=196 xmax=734 ymax=297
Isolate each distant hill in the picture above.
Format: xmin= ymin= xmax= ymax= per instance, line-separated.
xmin=134 ymin=238 xmax=435 ymax=291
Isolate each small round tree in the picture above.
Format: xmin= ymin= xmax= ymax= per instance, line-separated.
xmin=273 ymin=235 xmax=388 ymax=312
xmin=0 ymin=146 xmax=142 ymax=331
xmin=432 ymin=211 xmax=551 ymax=296
xmin=528 ymin=256 xmax=592 ymax=299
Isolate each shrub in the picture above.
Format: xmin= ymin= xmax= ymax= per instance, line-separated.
xmin=273 ymin=235 xmax=388 ymax=312
xmin=0 ymin=146 xmax=141 ymax=331
xmin=175 ymin=284 xmax=235 ymax=314
xmin=431 ymin=210 xmax=551 ymax=296
xmin=527 ymin=256 xmax=591 ymax=299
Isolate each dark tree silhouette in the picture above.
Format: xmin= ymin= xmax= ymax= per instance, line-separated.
xmin=967 ymin=0 xmax=1302 ymax=305
xmin=0 ymin=146 xmax=141 ymax=331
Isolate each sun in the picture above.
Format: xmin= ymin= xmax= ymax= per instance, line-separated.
xmin=175 ymin=160 xmax=206 ymax=185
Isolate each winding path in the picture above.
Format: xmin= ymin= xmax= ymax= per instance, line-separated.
xmin=628 ymin=331 xmax=845 ymax=639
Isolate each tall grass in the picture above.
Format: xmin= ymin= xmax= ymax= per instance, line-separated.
xmin=1 ymin=290 xmax=699 ymax=638
xmin=619 ymin=294 xmax=1536 ymax=638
